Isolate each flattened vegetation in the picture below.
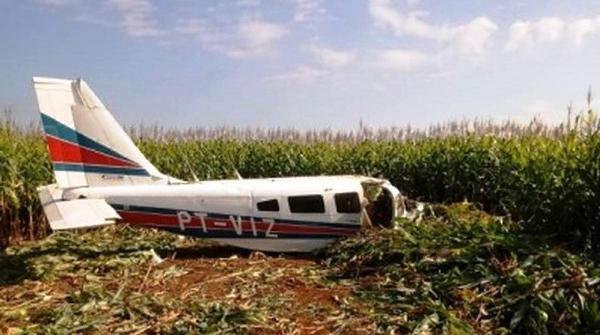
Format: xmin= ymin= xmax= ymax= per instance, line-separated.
xmin=0 ymin=226 xmax=360 ymax=334
xmin=1 ymin=203 xmax=600 ymax=334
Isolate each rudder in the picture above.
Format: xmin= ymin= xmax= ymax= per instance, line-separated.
xmin=33 ymin=77 xmax=167 ymax=188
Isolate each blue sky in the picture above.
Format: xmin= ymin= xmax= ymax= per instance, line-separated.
xmin=2 ymin=0 xmax=600 ymax=129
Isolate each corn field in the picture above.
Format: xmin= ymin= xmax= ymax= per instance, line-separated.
xmin=127 ymin=117 xmax=571 ymax=143
xmin=2 ymin=109 xmax=600 ymax=334
xmin=1 ymin=109 xmax=599 ymax=254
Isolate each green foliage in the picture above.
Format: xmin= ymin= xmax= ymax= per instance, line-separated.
xmin=1 ymin=122 xmax=599 ymax=254
xmin=138 ymin=135 xmax=600 ymax=254
xmin=0 ymin=226 xmax=254 ymax=334
xmin=0 ymin=124 xmax=51 ymax=246
xmin=1 ymin=205 xmax=599 ymax=334
xmin=323 ymin=204 xmax=600 ymax=334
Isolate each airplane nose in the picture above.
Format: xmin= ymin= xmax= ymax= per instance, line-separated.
xmin=382 ymin=183 xmax=403 ymax=221
xmin=363 ymin=180 xmax=402 ymax=227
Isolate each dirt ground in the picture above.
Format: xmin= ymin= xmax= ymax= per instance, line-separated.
xmin=0 ymin=232 xmax=376 ymax=335
xmin=148 ymin=247 xmax=351 ymax=334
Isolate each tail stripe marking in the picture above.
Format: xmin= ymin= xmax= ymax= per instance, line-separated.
xmin=41 ymin=113 xmax=136 ymax=164
xmin=41 ymin=113 xmax=150 ymax=176
xmin=53 ymin=163 xmax=150 ymax=176
xmin=46 ymin=136 xmax=140 ymax=168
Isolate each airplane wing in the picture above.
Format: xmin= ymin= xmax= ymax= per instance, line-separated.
xmin=38 ymin=184 xmax=120 ymax=230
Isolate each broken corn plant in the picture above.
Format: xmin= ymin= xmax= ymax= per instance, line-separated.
xmin=1 ymin=204 xmax=599 ymax=334
xmin=323 ymin=203 xmax=600 ymax=334
xmin=0 ymin=226 xmax=258 ymax=334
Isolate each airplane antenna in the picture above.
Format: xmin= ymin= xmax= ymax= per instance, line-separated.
xmin=182 ymin=153 xmax=200 ymax=183
xmin=233 ymin=168 xmax=243 ymax=180
xmin=223 ymin=156 xmax=243 ymax=180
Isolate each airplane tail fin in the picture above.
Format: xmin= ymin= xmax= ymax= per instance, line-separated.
xmin=33 ymin=77 xmax=168 ymax=188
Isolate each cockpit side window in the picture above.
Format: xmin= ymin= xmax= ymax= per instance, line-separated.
xmin=257 ymin=199 xmax=280 ymax=211
xmin=288 ymin=195 xmax=325 ymax=213
xmin=334 ymin=192 xmax=361 ymax=213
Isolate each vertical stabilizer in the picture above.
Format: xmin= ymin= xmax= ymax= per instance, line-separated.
xmin=33 ymin=77 xmax=167 ymax=188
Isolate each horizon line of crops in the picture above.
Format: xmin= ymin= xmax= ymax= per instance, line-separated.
xmin=3 ymin=112 xmax=578 ymax=143
xmin=1 ymin=108 xmax=599 ymax=255
xmin=4 ymin=87 xmax=597 ymax=142
xmin=4 ymin=100 xmax=599 ymax=143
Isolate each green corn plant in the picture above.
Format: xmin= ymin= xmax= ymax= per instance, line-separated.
xmin=1 ymin=105 xmax=599 ymax=254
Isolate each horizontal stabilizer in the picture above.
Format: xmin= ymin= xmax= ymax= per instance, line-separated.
xmin=38 ymin=185 xmax=120 ymax=230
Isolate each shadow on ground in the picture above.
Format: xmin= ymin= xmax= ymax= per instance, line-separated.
xmin=170 ymin=244 xmax=319 ymax=261
xmin=0 ymin=237 xmax=319 ymax=286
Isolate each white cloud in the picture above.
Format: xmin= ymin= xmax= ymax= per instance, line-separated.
xmin=569 ymin=18 xmax=600 ymax=46
xmin=505 ymin=16 xmax=600 ymax=51
xmin=450 ymin=17 xmax=499 ymax=55
xmin=291 ymin=0 xmax=325 ymax=23
xmin=72 ymin=13 xmax=112 ymax=27
xmin=107 ymin=0 xmax=165 ymax=37
xmin=375 ymin=49 xmax=430 ymax=71
xmin=266 ymin=66 xmax=326 ymax=83
xmin=175 ymin=17 xmax=287 ymax=58
xmin=236 ymin=0 xmax=261 ymax=7
xmin=35 ymin=0 xmax=74 ymax=6
xmin=174 ymin=18 xmax=206 ymax=36
xmin=368 ymin=0 xmax=497 ymax=56
xmin=36 ymin=0 xmax=290 ymax=58
xmin=267 ymin=43 xmax=353 ymax=84
xmin=505 ymin=18 xmax=564 ymax=51
xmin=241 ymin=19 xmax=287 ymax=49
xmin=504 ymin=21 xmax=531 ymax=51
xmin=307 ymin=45 xmax=355 ymax=68
xmin=227 ymin=18 xmax=288 ymax=58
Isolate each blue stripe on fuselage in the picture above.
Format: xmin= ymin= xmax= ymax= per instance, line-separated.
xmin=157 ymin=226 xmax=341 ymax=239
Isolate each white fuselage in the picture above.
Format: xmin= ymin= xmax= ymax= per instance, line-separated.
xmin=32 ymin=77 xmax=402 ymax=253
xmin=64 ymin=175 xmax=399 ymax=252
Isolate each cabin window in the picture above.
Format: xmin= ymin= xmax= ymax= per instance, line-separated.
xmin=335 ymin=192 xmax=361 ymax=213
xmin=257 ymin=199 xmax=280 ymax=212
xmin=288 ymin=195 xmax=325 ymax=213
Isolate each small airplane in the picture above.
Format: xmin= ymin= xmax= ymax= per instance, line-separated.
xmin=33 ymin=77 xmax=402 ymax=252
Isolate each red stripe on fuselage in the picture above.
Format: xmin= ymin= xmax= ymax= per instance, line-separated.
xmin=118 ymin=211 xmax=358 ymax=236
xmin=46 ymin=136 xmax=138 ymax=168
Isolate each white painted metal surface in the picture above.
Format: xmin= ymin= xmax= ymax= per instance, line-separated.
xmin=32 ymin=77 xmax=402 ymax=252
xmin=38 ymin=184 xmax=120 ymax=230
